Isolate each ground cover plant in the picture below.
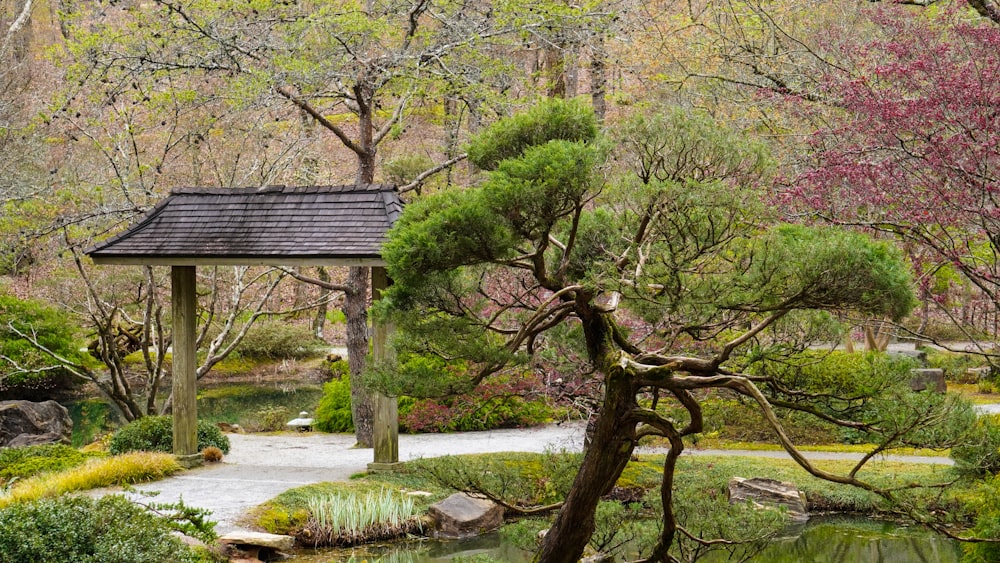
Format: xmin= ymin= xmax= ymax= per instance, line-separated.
xmin=0 ymin=443 xmax=103 ymax=487
xmin=0 ymin=495 xmax=206 ymax=563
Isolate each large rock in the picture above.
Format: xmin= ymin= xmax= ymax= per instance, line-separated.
xmin=0 ymin=400 xmax=72 ymax=447
xmin=910 ymin=368 xmax=946 ymax=393
xmin=428 ymin=492 xmax=504 ymax=539
xmin=728 ymin=477 xmax=808 ymax=523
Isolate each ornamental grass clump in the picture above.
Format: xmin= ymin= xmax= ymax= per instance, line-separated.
xmin=301 ymin=488 xmax=421 ymax=547
xmin=0 ymin=452 xmax=181 ymax=507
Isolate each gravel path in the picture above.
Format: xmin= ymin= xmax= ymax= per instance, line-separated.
xmin=104 ymin=423 xmax=952 ymax=534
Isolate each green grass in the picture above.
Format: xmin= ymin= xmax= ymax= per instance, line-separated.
xmin=666 ymin=454 xmax=960 ymax=514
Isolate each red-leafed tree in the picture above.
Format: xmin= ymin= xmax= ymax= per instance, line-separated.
xmin=787 ymin=5 xmax=1000 ymax=352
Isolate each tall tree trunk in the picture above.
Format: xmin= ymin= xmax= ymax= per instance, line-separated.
xmin=345 ymin=266 xmax=374 ymax=447
xmin=542 ymin=45 xmax=566 ymax=98
xmin=346 ymin=77 xmax=378 ymax=446
xmin=537 ymin=306 xmax=636 ymax=562
xmin=355 ymin=80 xmax=376 ymax=185
xmin=312 ymin=266 xmax=330 ymax=339
xmin=590 ymin=34 xmax=607 ymax=124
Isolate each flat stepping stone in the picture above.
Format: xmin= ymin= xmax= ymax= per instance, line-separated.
xmin=219 ymin=530 xmax=295 ymax=551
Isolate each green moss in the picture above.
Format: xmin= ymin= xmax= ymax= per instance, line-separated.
xmin=614 ymin=457 xmax=664 ymax=490
xmin=202 ymin=355 xmax=255 ymax=376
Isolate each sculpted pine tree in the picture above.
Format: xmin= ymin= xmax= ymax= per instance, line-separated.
xmin=375 ymin=99 xmax=959 ymax=561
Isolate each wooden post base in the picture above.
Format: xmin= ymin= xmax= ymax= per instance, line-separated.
xmin=367 ymin=461 xmax=405 ymax=473
xmin=175 ymin=453 xmax=204 ymax=469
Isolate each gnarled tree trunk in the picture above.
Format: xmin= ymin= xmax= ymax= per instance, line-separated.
xmin=536 ymin=308 xmax=638 ymax=562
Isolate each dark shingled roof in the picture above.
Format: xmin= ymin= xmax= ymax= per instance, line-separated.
xmin=86 ymin=185 xmax=402 ymax=266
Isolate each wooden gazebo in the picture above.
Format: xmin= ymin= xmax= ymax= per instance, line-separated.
xmin=87 ymin=184 xmax=402 ymax=468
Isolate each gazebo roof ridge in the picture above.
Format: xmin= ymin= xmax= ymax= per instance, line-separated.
xmin=168 ymin=183 xmax=397 ymax=195
xmin=86 ymin=183 xmax=402 ymax=267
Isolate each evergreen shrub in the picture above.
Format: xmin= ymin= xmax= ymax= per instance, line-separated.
xmin=0 ymin=495 xmax=200 ymax=563
xmin=248 ymin=405 xmax=290 ymax=432
xmin=314 ymin=375 xmax=354 ymax=433
xmin=952 ymin=414 xmax=1000 ymax=476
xmin=109 ymin=415 xmax=230 ymax=455
xmin=926 ymin=350 xmax=985 ymax=383
xmin=400 ymin=372 xmax=554 ymax=432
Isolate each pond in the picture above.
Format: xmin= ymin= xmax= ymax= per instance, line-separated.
xmin=284 ymin=515 xmax=962 ymax=562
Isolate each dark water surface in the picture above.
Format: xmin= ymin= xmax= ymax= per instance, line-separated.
xmin=287 ymin=515 xmax=961 ymax=562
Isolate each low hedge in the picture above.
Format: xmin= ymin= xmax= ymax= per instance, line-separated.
xmin=109 ymin=416 xmax=230 ymax=455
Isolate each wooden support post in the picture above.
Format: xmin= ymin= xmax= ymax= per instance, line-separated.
xmin=171 ymin=266 xmax=201 ymax=467
xmin=368 ymin=266 xmax=400 ymax=471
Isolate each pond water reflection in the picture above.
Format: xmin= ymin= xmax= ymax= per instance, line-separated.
xmin=286 ymin=515 xmax=961 ymax=562
xmin=747 ymin=515 xmax=962 ymax=563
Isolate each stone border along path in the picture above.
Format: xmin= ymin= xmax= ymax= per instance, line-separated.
xmin=97 ymin=422 xmax=952 ymax=535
